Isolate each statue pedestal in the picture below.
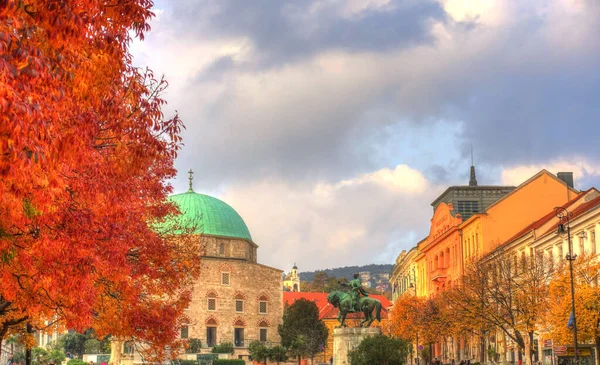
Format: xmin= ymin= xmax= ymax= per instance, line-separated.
xmin=332 ymin=327 xmax=381 ymax=365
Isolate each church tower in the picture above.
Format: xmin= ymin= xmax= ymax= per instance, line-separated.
xmin=283 ymin=263 xmax=301 ymax=292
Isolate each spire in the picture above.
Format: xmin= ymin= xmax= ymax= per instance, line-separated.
xmin=188 ymin=169 xmax=194 ymax=192
xmin=469 ymin=144 xmax=478 ymax=186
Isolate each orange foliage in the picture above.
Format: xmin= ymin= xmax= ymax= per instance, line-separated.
xmin=546 ymin=255 xmax=600 ymax=346
xmin=0 ymin=0 xmax=200 ymax=359
xmin=391 ymin=294 xmax=452 ymax=344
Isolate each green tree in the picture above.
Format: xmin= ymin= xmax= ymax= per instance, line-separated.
xmin=278 ymin=299 xmax=328 ymax=364
xmin=313 ymin=272 xmax=329 ymax=292
xmin=348 ymin=334 xmax=410 ymax=365
xmin=60 ymin=333 xmax=88 ymax=358
xmin=248 ymin=341 xmax=270 ymax=364
xmin=186 ymin=338 xmax=202 ymax=354
xmin=268 ymin=346 xmax=289 ymax=365
xmin=211 ymin=342 xmax=234 ymax=354
xmin=84 ymin=339 xmax=101 ymax=354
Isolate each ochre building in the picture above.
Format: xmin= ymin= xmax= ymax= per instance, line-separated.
xmin=391 ymin=167 xmax=579 ymax=362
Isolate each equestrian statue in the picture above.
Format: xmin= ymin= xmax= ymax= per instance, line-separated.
xmin=326 ymin=273 xmax=382 ymax=328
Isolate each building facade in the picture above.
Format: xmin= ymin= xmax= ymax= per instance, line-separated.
xmin=111 ymin=180 xmax=283 ymax=364
xmin=171 ymin=188 xmax=284 ymax=359
xmin=390 ymin=168 xmax=580 ymax=362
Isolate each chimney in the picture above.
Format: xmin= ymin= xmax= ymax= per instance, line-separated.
xmin=557 ymin=172 xmax=574 ymax=188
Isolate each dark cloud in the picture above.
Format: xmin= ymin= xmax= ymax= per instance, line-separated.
xmin=142 ymin=0 xmax=600 ymax=194
xmin=168 ymin=0 xmax=446 ymax=67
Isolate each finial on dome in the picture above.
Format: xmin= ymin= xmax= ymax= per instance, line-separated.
xmin=188 ymin=169 xmax=194 ymax=192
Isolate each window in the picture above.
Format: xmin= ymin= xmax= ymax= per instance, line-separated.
xmin=457 ymin=200 xmax=480 ymax=219
xmin=180 ymin=325 xmax=189 ymax=339
xmin=208 ymin=298 xmax=216 ymax=311
xmin=222 ymin=272 xmax=230 ymax=285
xmin=258 ymin=295 xmax=268 ymax=314
xmin=219 ymin=243 xmax=225 ymax=255
xmin=234 ymin=328 xmax=244 ymax=347
xmin=592 ymin=231 xmax=597 ymax=255
xmin=260 ymin=328 xmax=268 ymax=342
xmin=235 ymin=300 xmax=244 ymax=313
xmin=557 ymin=243 xmax=564 ymax=260
xmin=206 ymin=327 xmax=217 ymax=347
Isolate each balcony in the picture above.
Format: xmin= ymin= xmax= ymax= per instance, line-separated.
xmin=430 ymin=267 xmax=447 ymax=282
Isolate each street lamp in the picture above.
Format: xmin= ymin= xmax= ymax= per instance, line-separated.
xmin=410 ymin=267 xmax=420 ymax=365
xmin=555 ymin=207 xmax=579 ymax=365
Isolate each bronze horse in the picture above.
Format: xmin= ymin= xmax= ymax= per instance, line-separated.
xmin=327 ymin=290 xmax=382 ymax=328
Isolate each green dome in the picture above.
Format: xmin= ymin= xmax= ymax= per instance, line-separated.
xmin=166 ymin=190 xmax=252 ymax=241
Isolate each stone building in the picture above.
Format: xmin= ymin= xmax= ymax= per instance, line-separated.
xmin=170 ymin=184 xmax=284 ymax=359
xmin=283 ymin=263 xmax=301 ymax=292
xmin=110 ymin=175 xmax=283 ymax=364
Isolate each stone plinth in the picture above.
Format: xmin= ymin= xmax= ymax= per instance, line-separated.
xmin=333 ymin=327 xmax=381 ymax=365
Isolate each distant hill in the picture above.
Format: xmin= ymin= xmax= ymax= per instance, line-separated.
xmin=299 ymin=264 xmax=394 ymax=291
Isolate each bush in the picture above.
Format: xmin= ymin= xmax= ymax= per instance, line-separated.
xmin=348 ymin=334 xmax=410 ymax=365
xmin=67 ymin=360 xmax=88 ymax=365
xmin=176 ymin=360 xmax=198 ymax=365
xmin=211 ymin=342 xmax=234 ymax=354
xmin=186 ymin=338 xmax=202 ymax=354
xmin=212 ymin=361 xmax=245 ymax=365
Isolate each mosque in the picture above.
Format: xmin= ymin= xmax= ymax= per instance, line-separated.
xmin=108 ymin=172 xmax=284 ymax=363
xmin=171 ymin=173 xmax=284 ymax=359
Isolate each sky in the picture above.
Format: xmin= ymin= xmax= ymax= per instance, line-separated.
xmin=131 ymin=0 xmax=600 ymax=272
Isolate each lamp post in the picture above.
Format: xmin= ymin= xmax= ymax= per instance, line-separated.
xmin=555 ymin=207 xmax=579 ymax=365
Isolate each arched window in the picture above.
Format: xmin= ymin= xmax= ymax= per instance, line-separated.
xmin=235 ymin=293 xmax=245 ymax=313
xmin=207 ymin=292 xmax=217 ymax=311
xmin=180 ymin=319 xmax=189 ymax=339
xmin=206 ymin=318 xmax=218 ymax=348
xmin=258 ymin=295 xmax=268 ymax=314
xmin=258 ymin=320 xmax=269 ymax=343
xmin=221 ymin=270 xmax=230 ymax=286
xmin=234 ymin=319 xmax=245 ymax=347
xmin=219 ymin=242 xmax=225 ymax=255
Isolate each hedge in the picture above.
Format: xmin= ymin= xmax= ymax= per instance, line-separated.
xmin=212 ymin=360 xmax=245 ymax=365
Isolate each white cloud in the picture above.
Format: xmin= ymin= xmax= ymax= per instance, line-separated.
xmin=501 ymin=159 xmax=600 ymax=186
xmin=220 ymin=164 xmax=441 ymax=271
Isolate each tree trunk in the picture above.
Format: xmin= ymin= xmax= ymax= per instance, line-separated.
xmin=595 ymin=335 xmax=600 ymax=365
xmin=523 ymin=332 xmax=533 ymax=365
xmin=480 ymin=332 xmax=486 ymax=364
xmin=25 ymin=323 xmax=33 ymax=365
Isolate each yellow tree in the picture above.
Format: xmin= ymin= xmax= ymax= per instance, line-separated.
xmin=546 ymin=255 xmax=600 ymax=365
xmin=391 ymin=294 xmax=454 ymax=363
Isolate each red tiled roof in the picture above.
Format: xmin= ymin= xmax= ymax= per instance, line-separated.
xmin=283 ymin=292 xmax=392 ymax=320
xmin=540 ymin=194 xmax=600 ymax=238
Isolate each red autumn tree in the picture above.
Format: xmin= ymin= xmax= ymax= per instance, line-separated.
xmin=0 ymin=0 xmax=200 ymax=359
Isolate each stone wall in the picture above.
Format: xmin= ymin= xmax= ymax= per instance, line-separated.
xmin=184 ymin=252 xmax=283 ymax=357
xmin=202 ymin=236 xmax=257 ymax=262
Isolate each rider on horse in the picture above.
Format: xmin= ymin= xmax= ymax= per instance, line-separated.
xmin=349 ymin=273 xmax=369 ymax=312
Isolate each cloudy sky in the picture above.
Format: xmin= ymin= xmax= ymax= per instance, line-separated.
xmin=131 ymin=0 xmax=600 ymax=272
